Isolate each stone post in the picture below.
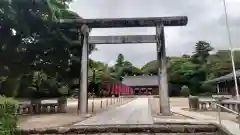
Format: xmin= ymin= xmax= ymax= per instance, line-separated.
xmin=79 ymin=24 xmax=90 ymax=114
xmin=58 ymin=97 xmax=67 ymax=113
xmin=156 ymin=24 xmax=171 ymax=115
xmin=31 ymin=99 xmax=41 ymax=114
xmin=217 ymin=83 xmax=220 ymax=94
xmin=188 ymin=96 xmax=199 ymax=111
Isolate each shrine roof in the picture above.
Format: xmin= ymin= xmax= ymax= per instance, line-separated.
xmin=122 ymin=75 xmax=158 ymax=87
xmin=205 ymin=69 xmax=240 ymax=84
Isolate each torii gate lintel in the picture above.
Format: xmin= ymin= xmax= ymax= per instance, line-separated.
xmin=59 ymin=16 xmax=188 ymax=28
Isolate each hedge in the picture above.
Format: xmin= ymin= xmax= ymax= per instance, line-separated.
xmin=0 ymin=95 xmax=18 ymax=135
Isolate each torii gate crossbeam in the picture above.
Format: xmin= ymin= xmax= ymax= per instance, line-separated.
xmin=73 ymin=35 xmax=157 ymax=44
xmin=59 ymin=16 xmax=188 ymax=28
xmin=60 ymin=16 xmax=188 ymax=116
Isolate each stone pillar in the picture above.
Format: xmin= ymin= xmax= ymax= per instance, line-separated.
xmin=156 ymin=27 xmax=162 ymax=112
xmin=238 ymin=78 xmax=240 ymax=96
xmin=58 ymin=97 xmax=67 ymax=113
xmin=79 ymin=24 xmax=90 ymax=114
xmin=31 ymin=99 xmax=41 ymax=114
xmin=217 ymin=83 xmax=220 ymax=94
xmin=224 ymin=81 xmax=227 ymax=94
xmin=219 ymin=82 xmax=222 ymax=94
xmin=156 ymin=24 xmax=171 ymax=115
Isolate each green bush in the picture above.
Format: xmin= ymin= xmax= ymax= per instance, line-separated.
xmin=200 ymin=83 xmax=216 ymax=94
xmin=0 ymin=95 xmax=18 ymax=135
xmin=181 ymin=85 xmax=190 ymax=97
xmin=1 ymin=78 xmax=20 ymax=97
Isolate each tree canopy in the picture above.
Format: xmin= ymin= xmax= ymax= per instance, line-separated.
xmin=0 ymin=0 xmax=97 ymax=98
xmin=141 ymin=42 xmax=240 ymax=95
xmin=1 ymin=1 xmax=239 ymax=98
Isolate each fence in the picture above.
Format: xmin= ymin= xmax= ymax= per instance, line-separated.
xmin=17 ymin=98 xmax=67 ymax=115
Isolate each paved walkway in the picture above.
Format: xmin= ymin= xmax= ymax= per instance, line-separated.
xmin=171 ymin=107 xmax=240 ymax=135
xmin=75 ymin=98 xmax=153 ymax=125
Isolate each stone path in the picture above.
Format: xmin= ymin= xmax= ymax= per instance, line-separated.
xmin=18 ymin=98 xmax=127 ymax=129
xmin=75 ymin=98 xmax=153 ymax=125
xmin=171 ymin=107 xmax=240 ymax=135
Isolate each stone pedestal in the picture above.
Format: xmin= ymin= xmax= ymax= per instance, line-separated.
xmin=58 ymin=97 xmax=67 ymax=113
xmin=31 ymin=99 xmax=41 ymax=114
xmin=188 ymin=96 xmax=199 ymax=111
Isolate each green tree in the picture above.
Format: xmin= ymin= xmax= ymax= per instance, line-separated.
xmin=141 ymin=57 xmax=171 ymax=75
xmin=141 ymin=60 xmax=158 ymax=75
xmin=112 ymin=54 xmax=143 ymax=79
xmin=207 ymin=50 xmax=240 ymax=79
xmin=113 ymin=54 xmax=125 ymax=80
xmin=192 ymin=41 xmax=213 ymax=65
xmin=0 ymin=0 xmax=99 ymax=98
xmin=141 ymin=56 xmax=206 ymax=94
xmin=191 ymin=41 xmax=214 ymax=81
xmin=0 ymin=0 xmax=77 ymax=78
xmin=121 ymin=66 xmax=142 ymax=76
xmin=123 ymin=61 xmax=132 ymax=67
xmin=115 ymin=53 xmax=125 ymax=67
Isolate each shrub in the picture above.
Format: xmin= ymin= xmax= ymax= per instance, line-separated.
xmin=181 ymin=85 xmax=190 ymax=97
xmin=200 ymin=83 xmax=216 ymax=94
xmin=1 ymin=78 xmax=20 ymax=97
xmin=0 ymin=95 xmax=18 ymax=135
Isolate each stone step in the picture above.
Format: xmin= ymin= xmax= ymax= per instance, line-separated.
xmin=18 ymin=124 xmax=229 ymax=135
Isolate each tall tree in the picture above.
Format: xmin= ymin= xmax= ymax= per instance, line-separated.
xmin=115 ymin=54 xmax=124 ymax=67
xmin=0 ymin=0 xmax=100 ymax=97
xmin=0 ymin=0 xmax=97 ymax=79
xmin=112 ymin=54 xmax=143 ymax=79
xmin=192 ymin=41 xmax=213 ymax=65
xmin=192 ymin=41 xmax=213 ymax=80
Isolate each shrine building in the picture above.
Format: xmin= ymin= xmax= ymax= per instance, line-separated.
xmin=205 ymin=69 xmax=240 ymax=97
xmin=122 ymin=75 xmax=159 ymax=95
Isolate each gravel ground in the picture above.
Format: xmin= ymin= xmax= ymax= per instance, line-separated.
xmin=169 ymin=97 xmax=189 ymax=108
xmin=18 ymin=97 xmax=134 ymax=129
xmin=148 ymin=97 xmax=189 ymax=119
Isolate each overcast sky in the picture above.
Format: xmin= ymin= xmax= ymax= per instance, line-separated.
xmin=69 ymin=0 xmax=240 ymax=67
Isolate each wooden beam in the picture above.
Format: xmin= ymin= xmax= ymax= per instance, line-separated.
xmin=72 ymin=35 xmax=156 ymax=44
xmin=59 ymin=16 xmax=188 ymax=28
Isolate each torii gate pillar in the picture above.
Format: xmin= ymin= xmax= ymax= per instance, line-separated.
xmin=78 ymin=25 xmax=90 ymax=114
xmin=156 ymin=24 xmax=170 ymax=115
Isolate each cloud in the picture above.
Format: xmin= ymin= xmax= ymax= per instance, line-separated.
xmin=69 ymin=0 xmax=240 ymax=67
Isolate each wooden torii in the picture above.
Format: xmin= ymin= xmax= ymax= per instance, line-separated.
xmin=59 ymin=16 xmax=188 ymax=116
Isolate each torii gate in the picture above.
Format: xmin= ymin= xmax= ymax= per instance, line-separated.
xmin=59 ymin=16 xmax=188 ymax=116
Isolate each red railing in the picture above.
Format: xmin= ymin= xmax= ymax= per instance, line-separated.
xmin=100 ymin=81 xmax=133 ymax=95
